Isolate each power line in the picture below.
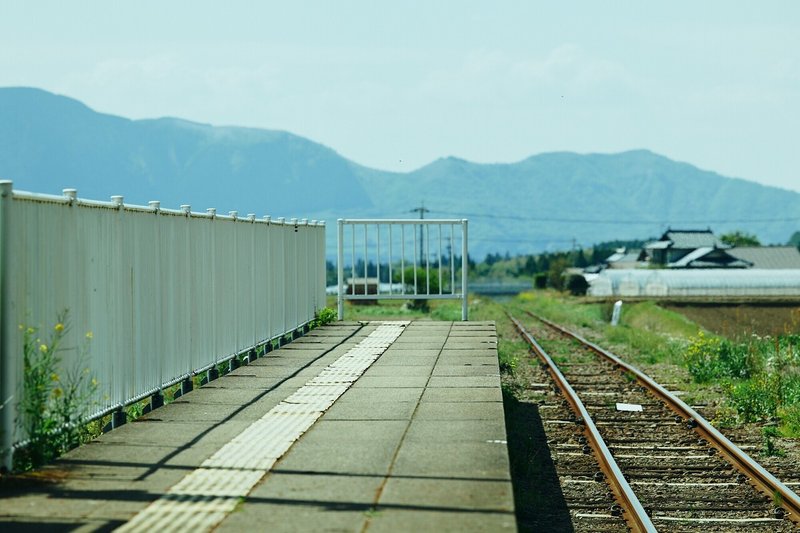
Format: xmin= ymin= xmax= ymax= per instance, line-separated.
xmin=429 ymin=209 xmax=800 ymax=225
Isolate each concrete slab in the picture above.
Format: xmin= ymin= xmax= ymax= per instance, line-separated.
xmin=436 ymin=355 xmax=499 ymax=366
xmin=363 ymin=365 xmax=434 ymax=377
xmin=216 ymin=473 xmax=381 ymax=533
xmin=428 ymin=375 xmax=501 ymax=388
xmin=351 ymin=376 xmax=432 ymax=388
xmin=432 ymin=365 xmax=501 ymax=377
xmin=372 ymin=356 xmax=439 ymax=368
xmin=391 ymin=440 xmax=512 ymax=479
xmin=403 ymin=419 xmax=510 ymax=443
xmin=367 ymin=508 xmax=516 ymax=532
xmin=421 ymin=387 xmax=503 ymax=403
xmin=324 ymin=400 xmax=418 ymax=421
xmin=336 ymin=387 xmax=425 ymax=405
xmin=414 ymin=402 xmax=505 ymax=420
xmin=439 ymin=349 xmax=498 ymax=357
xmin=379 ymin=477 xmax=515 ymax=511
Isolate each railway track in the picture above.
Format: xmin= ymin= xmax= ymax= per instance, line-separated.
xmin=508 ymin=311 xmax=800 ymax=532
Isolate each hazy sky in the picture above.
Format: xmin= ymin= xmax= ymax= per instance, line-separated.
xmin=2 ymin=1 xmax=799 ymax=191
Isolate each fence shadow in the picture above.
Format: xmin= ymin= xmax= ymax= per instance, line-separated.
xmin=503 ymin=391 xmax=573 ymax=532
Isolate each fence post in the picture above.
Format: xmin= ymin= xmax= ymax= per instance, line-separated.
xmin=461 ymin=219 xmax=468 ymax=321
xmin=0 ymin=180 xmax=13 ymax=470
xmin=337 ymin=219 xmax=344 ymax=320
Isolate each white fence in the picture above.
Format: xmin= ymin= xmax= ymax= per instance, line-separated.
xmin=337 ymin=219 xmax=468 ymax=320
xmin=0 ymin=182 xmax=326 ymax=467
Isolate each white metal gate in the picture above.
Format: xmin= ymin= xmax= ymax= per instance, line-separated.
xmin=336 ymin=218 xmax=469 ymax=321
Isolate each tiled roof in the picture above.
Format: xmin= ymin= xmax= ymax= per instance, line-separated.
xmin=727 ymin=246 xmax=800 ymax=269
xmin=669 ymin=247 xmax=752 ymax=268
xmin=662 ymin=229 xmax=725 ymax=249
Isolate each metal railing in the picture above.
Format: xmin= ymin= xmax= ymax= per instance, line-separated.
xmin=336 ymin=218 xmax=468 ymax=321
xmin=0 ymin=181 xmax=326 ymax=468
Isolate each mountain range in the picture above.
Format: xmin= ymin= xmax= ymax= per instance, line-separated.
xmin=2 ymin=87 xmax=798 ymax=259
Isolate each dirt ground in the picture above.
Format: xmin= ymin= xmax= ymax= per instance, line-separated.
xmin=663 ymin=302 xmax=800 ymax=338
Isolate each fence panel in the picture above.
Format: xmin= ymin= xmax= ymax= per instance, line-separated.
xmin=336 ymin=218 xmax=468 ymax=321
xmin=0 ymin=183 xmax=326 ymax=468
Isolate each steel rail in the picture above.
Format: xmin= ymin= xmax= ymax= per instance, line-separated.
xmin=527 ymin=310 xmax=800 ymax=524
xmin=507 ymin=313 xmax=657 ymax=533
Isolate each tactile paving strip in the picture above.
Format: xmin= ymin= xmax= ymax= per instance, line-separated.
xmin=116 ymin=321 xmax=408 ymax=532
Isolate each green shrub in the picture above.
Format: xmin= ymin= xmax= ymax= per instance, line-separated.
xmin=313 ymin=307 xmax=336 ymax=327
xmin=566 ymin=274 xmax=589 ymax=296
xmin=684 ymin=331 xmax=722 ymax=382
xmin=724 ymin=376 xmax=780 ymax=422
xmin=394 ymin=266 xmax=442 ymax=294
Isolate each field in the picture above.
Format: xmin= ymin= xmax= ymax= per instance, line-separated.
xmin=663 ymin=302 xmax=800 ymax=338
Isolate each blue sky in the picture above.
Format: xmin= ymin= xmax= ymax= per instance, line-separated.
xmin=1 ymin=1 xmax=799 ymax=191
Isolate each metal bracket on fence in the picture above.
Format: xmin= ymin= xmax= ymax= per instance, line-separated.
xmin=337 ymin=219 xmax=469 ymax=321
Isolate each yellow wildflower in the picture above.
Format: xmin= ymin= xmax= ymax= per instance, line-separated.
xmin=54 ymin=323 xmax=65 ymax=332
xmin=26 ymin=327 xmax=35 ymax=334
xmin=52 ymin=387 xmax=62 ymax=398
xmin=50 ymin=373 xmax=59 ymax=382
xmin=85 ymin=331 xmax=93 ymax=340
xmin=39 ymin=344 xmax=48 ymax=353
xmin=91 ymin=378 xmax=98 ymax=387
xmin=18 ymin=324 xmax=24 ymax=331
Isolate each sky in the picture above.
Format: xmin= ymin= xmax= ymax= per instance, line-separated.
xmin=1 ymin=1 xmax=799 ymax=192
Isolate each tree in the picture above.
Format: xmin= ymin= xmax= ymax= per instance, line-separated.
xmin=547 ymin=257 xmax=569 ymax=291
xmin=566 ymin=274 xmax=589 ymax=295
xmin=720 ymin=230 xmax=760 ymax=247
xmin=522 ymin=255 xmax=537 ymax=276
xmin=573 ymin=248 xmax=588 ymax=268
xmin=789 ymin=231 xmax=800 ymax=249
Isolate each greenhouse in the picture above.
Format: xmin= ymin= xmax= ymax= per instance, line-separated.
xmin=588 ymin=269 xmax=800 ymax=298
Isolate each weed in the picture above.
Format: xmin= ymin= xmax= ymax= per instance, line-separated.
xmin=15 ymin=312 xmax=98 ymax=471
xmin=312 ymin=307 xmax=336 ymax=327
xmin=762 ymin=426 xmax=784 ymax=457
xmin=499 ymin=339 xmax=526 ymax=374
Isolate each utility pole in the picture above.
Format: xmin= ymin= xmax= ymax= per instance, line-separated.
xmin=410 ymin=202 xmax=430 ymax=262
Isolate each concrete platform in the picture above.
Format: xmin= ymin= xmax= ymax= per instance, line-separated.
xmin=0 ymin=321 xmax=515 ymax=532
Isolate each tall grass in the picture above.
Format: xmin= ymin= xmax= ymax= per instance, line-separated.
xmin=686 ymin=332 xmax=800 ymax=434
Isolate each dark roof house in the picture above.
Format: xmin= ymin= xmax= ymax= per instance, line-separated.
xmin=643 ymin=229 xmax=751 ymax=268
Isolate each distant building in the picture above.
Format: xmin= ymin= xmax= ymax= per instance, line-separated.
xmin=727 ymin=246 xmax=800 ymax=269
xmin=345 ymin=277 xmax=379 ymax=305
xmin=642 ymin=228 xmax=750 ymax=269
xmin=605 ymin=247 xmax=646 ymax=269
xmin=644 ymin=229 xmax=727 ymax=265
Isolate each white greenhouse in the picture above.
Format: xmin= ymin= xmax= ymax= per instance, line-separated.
xmin=588 ymin=269 xmax=800 ymax=298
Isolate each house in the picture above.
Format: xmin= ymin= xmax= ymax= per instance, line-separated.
xmin=642 ymin=228 xmax=751 ymax=269
xmin=727 ymin=246 xmax=800 ymax=269
xmin=644 ymin=229 xmax=726 ymax=265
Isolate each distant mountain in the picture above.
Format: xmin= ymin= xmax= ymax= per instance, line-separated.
xmin=0 ymin=87 xmax=372 ymax=216
xmin=2 ymin=87 xmax=799 ymax=258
